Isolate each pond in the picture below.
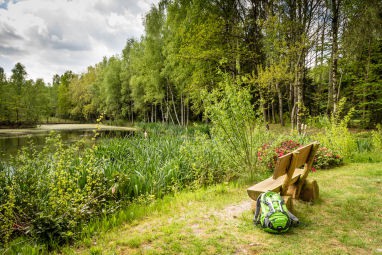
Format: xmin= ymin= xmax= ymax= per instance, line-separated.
xmin=0 ymin=124 xmax=135 ymax=161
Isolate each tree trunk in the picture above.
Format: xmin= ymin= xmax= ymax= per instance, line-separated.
xmin=186 ymin=99 xmax=189 ymax=126
xmin=259 ymin=91 xmax=267 ymax=123
xmin=276 ymin=83 xmax=284 ymax=126
xmin=288 ymin=83 xmax=293 ymax=115
xmin=329 ymin=0 xmax=341 ymax=116
xmin=169 ymin=83 xmax=181 ymax=126
xmin=296 ymin=71 xmax=304 ymax=134
xmin=180 ymin=93 xmax=184 ymax=126
xmin=151 ymin=104 xmax=154 ymax=122
xmin=363 ymin=39 xmax=372 ymax=122
xmin=160 ymin=102 xmax=164 ymax=123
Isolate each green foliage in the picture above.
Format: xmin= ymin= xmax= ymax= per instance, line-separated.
xmin=93 ymin=133 xmax=185 ymax=200
xmin=0 ymin=183 xmax=15 ymax=244
xmin=1 ymin=0 xmax=382 ymax=128
xmin=313 ymin=99 xmax=357 ymax=158
xmin=101 ymin=57 xmax=123 ymax=120
xmin=203 ymin=74 xmax=269 ymax=178
xmin=57 ymin=71 xmax=75 ymax=119
xmin=0 ymin=123 xmax=240 ymax=247
xmin=0 ymin=134 xmax=113 ymax=246
xmin=313 ymin=147 xmax=343 ymax=169
xmin=180 ymin=131 xmax=225 ymax=188
xmin=371 ymin=124 xmax=382 ymax=151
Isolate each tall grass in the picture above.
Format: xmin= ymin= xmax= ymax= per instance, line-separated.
xmin=94 ymin=134 xmax=186 ymax=200
xmin=0 ymin=123 xmax=234 ymax=249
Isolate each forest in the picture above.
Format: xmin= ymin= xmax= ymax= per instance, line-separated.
xmin=0 ymin=0 xmax=381 ymax=129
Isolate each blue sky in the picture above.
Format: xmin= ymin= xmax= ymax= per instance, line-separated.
xmin=0 ymin=0 xmax=158 ymax=82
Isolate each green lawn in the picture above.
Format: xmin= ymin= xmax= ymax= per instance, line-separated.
xmin=52 ymin=163 xmax=381 ymax=255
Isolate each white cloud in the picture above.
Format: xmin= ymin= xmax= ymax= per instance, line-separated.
xmin=0 ymin=0 xmax=158 ymax=83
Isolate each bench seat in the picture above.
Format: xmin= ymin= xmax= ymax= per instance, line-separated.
xmin=247 ymin=168 xmax=304 ymax=200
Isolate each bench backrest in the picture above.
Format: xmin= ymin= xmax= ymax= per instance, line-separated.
xmin=272 ymin=153 xmax=293 ymax=179
xmin=294 ymin=143 xmax=314 ymax=168
xmin=272 ymin=142 xmax=317 ymax=180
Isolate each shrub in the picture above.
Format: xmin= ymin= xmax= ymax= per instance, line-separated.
xmin=203 ymin=73 xmax=269 ymax=179
xmin=257 ymin=140 xmax=298 ymax=171
xmin=0 ymin=135 xmax=114 ymax=246
xmin=258 ymin=139 xmax=343 ymax=171
xmin=371 ymin=124 xmax=382 ymax=151
xmin=313 ymin=147 xmax=343 ymax=169
xmin=180 ymin=131 xmax=226 ymax=188
xmin=313 ymin=99 xmax=357 ymax=159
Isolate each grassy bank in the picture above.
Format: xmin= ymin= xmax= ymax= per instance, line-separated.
xmin=38 ymin=162 xmax=379 ymax=255
xmin=0 ymin=124 xmax=234 ymax=249
xmin=2 ymin=163 xmax=369 ymax=254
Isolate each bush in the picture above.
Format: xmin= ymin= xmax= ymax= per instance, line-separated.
xmin=313 ymin=147 xmax=343 ymax=169
xmin=203 ymin=73 xmax=269 ymax=178
xmin=0 ymin=135 xmax=115 ymax=246
xmin=371 ymin=124 xmax=382 ymax=151
xmin=313 ymin=99 xmax=357 ymax=159
xmin=180 ymin=131 xmax=227 ymax=188
xmin=258 ymin=139 xmax=343 ymax=172
xmin=258 ymin=140 xmax=301 ymax=171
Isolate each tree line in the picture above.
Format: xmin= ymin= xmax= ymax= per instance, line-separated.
xmin=1 ymin=0 xmax=381 ymax=128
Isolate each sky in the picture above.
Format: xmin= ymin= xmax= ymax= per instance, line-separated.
xmin=0 ymin=0 xmax=159 ymax=83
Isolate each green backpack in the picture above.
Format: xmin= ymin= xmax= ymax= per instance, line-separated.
xmin=254 ymin=191 xmax=299 ymax=233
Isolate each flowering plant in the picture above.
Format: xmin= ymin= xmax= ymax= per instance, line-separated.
xmin=313 ymin=146 xmax=343 ymax=169
xmin=258 ymin=140 xmax=343 ymax=171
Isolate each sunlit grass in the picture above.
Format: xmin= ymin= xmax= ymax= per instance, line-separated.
xmin=62 ymin=163 xmax=382 ymax=255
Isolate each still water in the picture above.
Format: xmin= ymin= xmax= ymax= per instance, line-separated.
xmin=0 ymin=129 xmax=134 ymax=160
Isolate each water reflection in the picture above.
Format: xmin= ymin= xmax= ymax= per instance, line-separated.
xmin=0 ymin=129 xmax=134 ymax=160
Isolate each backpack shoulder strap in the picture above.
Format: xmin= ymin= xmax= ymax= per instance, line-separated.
xmin=286 ymin=210 xmax=300 ymax=226
xmin=279 ymin=198 xmax=299 ymax=226
xmin=253 ymin=193 xmax=263 ymax=225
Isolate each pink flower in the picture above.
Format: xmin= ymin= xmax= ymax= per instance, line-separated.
xmin=311 ymin=167 xmax=316 ymax=172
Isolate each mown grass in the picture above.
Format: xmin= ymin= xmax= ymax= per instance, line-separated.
xmin=41 ymin=162 xmax=381 ymax=255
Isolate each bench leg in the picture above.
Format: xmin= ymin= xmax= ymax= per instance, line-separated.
xmin=282 ymin=195 xmax=293 ymax=212
xmin=299 ymin=179 xmax=319 ymax=202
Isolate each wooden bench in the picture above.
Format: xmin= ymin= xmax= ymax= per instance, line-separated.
xmin=247 ymin=142 xmax=320 ymax=210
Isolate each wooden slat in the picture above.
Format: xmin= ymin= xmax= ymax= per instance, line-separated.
xmin=281 ymin=151 xmax=299 ymax=195
xmin=247 ymin=168 xmax=305 ymax=200
xmin=272 ymin=152 xmax=293 ymax=179
xmin=294 ymin=143 xmax=313 ymax=168
xmin=295 ymin=142 xmax=320 ymax=198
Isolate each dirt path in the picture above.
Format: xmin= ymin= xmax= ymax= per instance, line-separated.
xmin=73 ymin=189 xmax=260 ymax=255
